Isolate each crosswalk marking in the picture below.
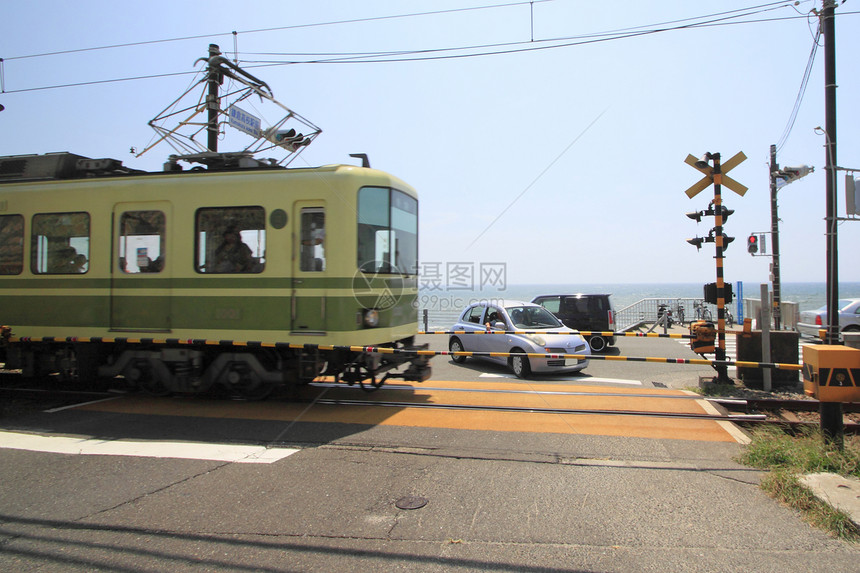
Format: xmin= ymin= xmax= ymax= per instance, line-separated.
xmin=0 ymin=431 xmax=299 ymax=463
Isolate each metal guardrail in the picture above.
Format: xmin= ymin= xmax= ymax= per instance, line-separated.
xmin=614 ymin=298 xmax=719 ymax=332
xmin=419 ymin=297 xmax=796 ymax=333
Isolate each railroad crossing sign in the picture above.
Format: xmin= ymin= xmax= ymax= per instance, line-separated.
xmin=684 ymin=151 xmax=748 ymax=198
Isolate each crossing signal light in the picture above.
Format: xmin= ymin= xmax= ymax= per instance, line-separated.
xmin=704 ymin=282 xmax=733 ymax=304
xmin=687 ymin=237 xmax=705 ymax=250
xmin=721 ymin=234 xmax=735 ymax=251
xmin=747 ymin=234 xmax=758 ymax=254
xmin=715 ymin=205 xmax=734 ymax=223
xmin=685 ymin=205 xmax=733 ymax=224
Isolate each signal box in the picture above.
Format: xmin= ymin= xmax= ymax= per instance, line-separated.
xmin=802 ymin=345 xmax=860 ymax=402
xmin=689 ymin=321 xmax=716 ymax=354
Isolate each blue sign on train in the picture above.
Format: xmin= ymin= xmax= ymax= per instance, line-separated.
xmin=228 ymin=106 xmax=261 ymax=137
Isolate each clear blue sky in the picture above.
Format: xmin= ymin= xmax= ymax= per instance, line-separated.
xmin=1 ymin=1 xmax=858 ymax=285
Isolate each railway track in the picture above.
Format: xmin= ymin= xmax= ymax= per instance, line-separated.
xmin=4 ymin=377 xmax=858 ymax=435
xmin=712 ymin=397 xmax=860 ymax=433
xmin=305 ymin=383 xmax=860 ymax=434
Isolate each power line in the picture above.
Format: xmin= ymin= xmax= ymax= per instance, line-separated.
xmin=238 ymin=12 xmax=817 ymax=67
xmin=775 ymin=23 xmax=821 ymax=152
xmin=2 ymin=1 xmax=553 ymax=61
xmin=3 ymin=4 xmax=853 ymax=95
xmin=237 ymin=0 xmax=807 ymax=58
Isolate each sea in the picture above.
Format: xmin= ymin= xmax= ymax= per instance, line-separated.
xmin=417 ymin=282 xmax=860 ymax=330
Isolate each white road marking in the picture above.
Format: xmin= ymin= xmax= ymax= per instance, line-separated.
xmin=580 ymin=377 xmax=643 ymax=386
xmin=478 ymin=372 xmax=641 ymax=385
xmin=0 ymin=431 xmax=298 ymax=463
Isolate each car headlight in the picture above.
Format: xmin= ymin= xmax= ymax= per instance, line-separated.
xmin=363 ymin=309 xmax=380 ymax=328
xmin=525 ymin=334 xmax=545 ymax=346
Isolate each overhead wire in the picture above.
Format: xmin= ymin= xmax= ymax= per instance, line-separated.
xmin=2 ymin=2 xmax=854 ymax=95
xmin=775 ymin=12 xmax=821 ymax=153
xmin=2 ymin=1 xmax=554 ymax=62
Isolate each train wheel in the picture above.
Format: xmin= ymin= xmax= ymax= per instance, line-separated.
xmin=235 ymin=381 xmax=276 ymax=400
xmin=224 ymin=367 xmax=275 ymax=400
xmin=340 ymin=363 xmax=383 ymax=391
xmin=139 ymin=372 xmax=171 ymax=397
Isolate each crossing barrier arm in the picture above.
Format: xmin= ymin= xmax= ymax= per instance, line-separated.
xmin=418 ymin=330 xmax=694 ymax=339
xmin=9 ymin=335 xmax=802 ymax=372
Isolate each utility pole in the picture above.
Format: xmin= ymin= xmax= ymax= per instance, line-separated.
xmin=823 ymin=1 xmax=838 ymax=345
xmin=769 ymin=144 xmax=782 ymax=330
xmin=820 ymin=0 xmax=842 ymax=447
xmin=207 ymin=44 xmax=223 ymax=153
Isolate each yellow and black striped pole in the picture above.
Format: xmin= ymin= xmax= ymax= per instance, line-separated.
xmin=711 ymin=154 xmax=731 ymax=383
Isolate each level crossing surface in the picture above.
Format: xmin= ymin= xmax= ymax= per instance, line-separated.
xmin=1 ymin=388 xmax=857 ymax=572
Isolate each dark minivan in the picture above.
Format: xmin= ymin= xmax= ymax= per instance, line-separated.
xmin=532 ymin=294 xmax=616 ymax=352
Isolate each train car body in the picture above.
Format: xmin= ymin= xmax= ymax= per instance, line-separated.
xmin=0 ymin=152 xmax=430 ymax=397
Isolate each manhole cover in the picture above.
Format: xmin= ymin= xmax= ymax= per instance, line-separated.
xmin=395 ymin=496 xmax=428 ymax=510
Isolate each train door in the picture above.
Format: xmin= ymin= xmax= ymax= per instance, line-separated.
xmin=291 ymin=204 xmax=326 ymax=333
xmin=110 ymin=202 xmax=172 ymax=331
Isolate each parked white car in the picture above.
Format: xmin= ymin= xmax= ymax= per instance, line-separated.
xmin=797 ymin=298 xmax=860 ymax=339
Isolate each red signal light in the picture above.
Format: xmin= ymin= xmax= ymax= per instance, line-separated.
xmin=747 ymin=234 xmax=758 ymax=254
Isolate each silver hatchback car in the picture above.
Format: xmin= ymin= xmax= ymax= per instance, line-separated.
xmin=798 ymin=298 xmax=860 ymax=339
xmin=448 ymin=300 xmax=590 ymax=378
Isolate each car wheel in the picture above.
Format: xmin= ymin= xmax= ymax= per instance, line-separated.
xmin=588 ymin=335 xmax=606 ymax=353
xmin=449 ymin=338 xmax=468 ymax=364
xmin=509 ymin=348 xmax=531 ymax=379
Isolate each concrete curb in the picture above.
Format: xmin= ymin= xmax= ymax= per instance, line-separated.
xmin=799 ymin=472 xmax=860 ymax=526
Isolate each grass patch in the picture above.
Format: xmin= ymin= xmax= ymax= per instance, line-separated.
xmin=737 ymin=426 xmax=860 ymax=540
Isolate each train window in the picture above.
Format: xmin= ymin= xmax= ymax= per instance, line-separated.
xmin=357 ymin=187 xmax=417 ymax=274
xmin=30 ymin=212 xmax=90 ymax=274
xmin=0 ymin=215 xmax=24 ymax=275
xmin=300 ymin=209 xmax=325 ymax=272
xmin=119 ymin=211 xmax=165 ymax=273
xmin=195 ymin=206 xmax=266 ymax=273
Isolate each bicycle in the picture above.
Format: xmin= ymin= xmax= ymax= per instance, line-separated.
xmin=676 ymin=303 xmax=685 ymax=326
xmin=693 ymin=301 xmax=712 ymax=322
xmin=724 ymin=307 xmax=734 ymax=328
xmin=656 ymin=303 xmax=674 ymax=327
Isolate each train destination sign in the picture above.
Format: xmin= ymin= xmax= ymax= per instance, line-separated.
xmin=228 ymin=106 xmax=261 ymax=138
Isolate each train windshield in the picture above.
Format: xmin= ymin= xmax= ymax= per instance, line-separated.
xmin=357 ymin=187 xmax=417 ymax=275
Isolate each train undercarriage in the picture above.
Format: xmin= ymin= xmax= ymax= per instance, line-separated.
xmin=1 ymin=337 xmax=432 ymax=399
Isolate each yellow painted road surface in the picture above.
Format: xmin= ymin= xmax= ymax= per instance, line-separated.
xmin=78 ymin=380 xmax=749 ymax=443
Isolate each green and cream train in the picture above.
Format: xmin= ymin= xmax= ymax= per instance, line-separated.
xmin=0 ymin=152 xmax=430 ymax=398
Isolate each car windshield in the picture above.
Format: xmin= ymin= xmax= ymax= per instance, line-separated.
xmin=506 ymin=305 xmax=563 ymax=329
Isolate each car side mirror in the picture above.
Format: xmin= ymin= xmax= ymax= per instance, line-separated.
xmin=493 ymin=321 xmax=507 ymax=330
